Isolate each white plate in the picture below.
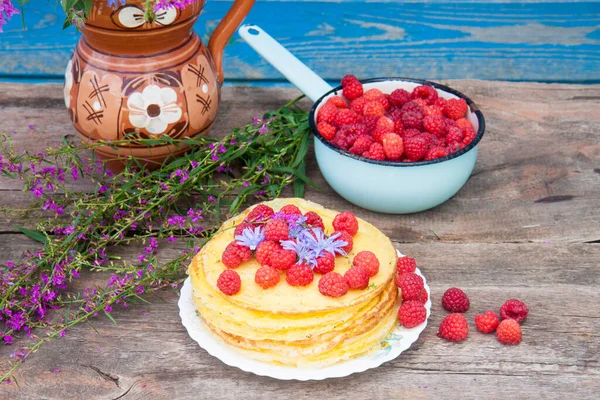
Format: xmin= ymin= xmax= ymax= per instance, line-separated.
xmin=178 ymin=250 xmax=431 ymax=380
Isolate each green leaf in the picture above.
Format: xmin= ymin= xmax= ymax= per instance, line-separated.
xmin=87 ymin=320 xmax=100 ymax=335
xmin=64 ymin=306 xmax=71 ymax=325
xmin=62 ymin=16 xmax=72 ymax=30
xmin=138 ymin=139 xmax=165 ymax=146
xmin=61 ymin=0 xmax=78 ymax=12
xmin=292 ymin=123 xmax=310 ymax=168
xmin=130 ymin=293 xmax=150 ymax=304
xmin=229 ymin=195 xmax=241 ymax=214
xmin=120 ymin=173 xmax=139 ymax=192
xmin=104 ymin=310 xmax=118 ymax=325
xmin=214 ymin=196 xmax=221 ymax=223
xmin=83 ymin=0 xmax=93 ymax=14
xmin=293 ymin=160 xmax=306 ymax=198
xmin=269 ymin=166 xmax=317 ymax=187
xmin=15 ymin=226 xmax=47 ymax=243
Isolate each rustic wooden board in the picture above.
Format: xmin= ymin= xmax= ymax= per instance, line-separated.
xmin=0 ymin=237 xmax=598 ymax=399
xmin=0 ymin=81 xmax=599 ymax=399
xmin=1 ymin=1 xmax=600 ymax=83
xmin=1 ymin=81 xmax=599 ymax=243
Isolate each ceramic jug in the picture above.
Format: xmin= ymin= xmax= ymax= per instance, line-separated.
xmin=63 ymin=0 xmax=255 ymax=171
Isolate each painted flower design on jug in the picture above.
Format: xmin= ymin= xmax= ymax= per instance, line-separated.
xmin=127 ymin=85 xmax=183 ymax=135
xmin=64 ymin=60 xmax=73 ymax=108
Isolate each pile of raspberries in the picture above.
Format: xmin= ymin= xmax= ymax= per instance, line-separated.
xmin=217 ymin=205 xmax=381 ymax=298
xmin=316 ymin=75 xmax=477 ymax=162
xmin=437 ymin=287 xmax=529 ymax=345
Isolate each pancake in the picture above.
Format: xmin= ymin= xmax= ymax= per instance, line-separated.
xmin=221 ymin=306 xmax=399 ymax=368
xmin=188 ymin=198 xmax=400 ymax=367
xmin=194 ymin=198 xmax=397 ymax=314
xmin=193 ymin=279 xmax=397 ymax=342
xmin=199 ymin=283 xmax=398 ymax=357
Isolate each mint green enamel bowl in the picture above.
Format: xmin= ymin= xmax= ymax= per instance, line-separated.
xmin=309 ymin=78 xmax=486 ymax=214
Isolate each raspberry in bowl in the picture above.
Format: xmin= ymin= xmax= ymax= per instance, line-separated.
xmin=238 ymin=27 xmax=485 ymax=214
xmin=310 ymin=76 xmax=485 ymax=214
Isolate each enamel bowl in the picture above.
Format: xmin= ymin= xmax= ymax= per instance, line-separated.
xmin=309 ymin=78 xmax=486 ymax=214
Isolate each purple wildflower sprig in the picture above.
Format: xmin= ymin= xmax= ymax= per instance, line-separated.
xmin=0 ymin=96 xmax=311 ymax=383
xmin=0 ymin=1 xmax=19 ymax=33
xmin=153 ymin=0 xmax=196 ymax=12
xmin=1 ymin=1 xmax=199 ymax=33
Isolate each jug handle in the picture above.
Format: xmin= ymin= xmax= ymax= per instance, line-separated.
xmin=208 ymin=0 xmax=256 ymax=84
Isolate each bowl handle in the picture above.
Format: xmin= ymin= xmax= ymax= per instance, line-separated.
xmin=238 ymin=25 xmax=333 ymax=102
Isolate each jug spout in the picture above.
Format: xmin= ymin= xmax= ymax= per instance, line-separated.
xmin=208 ymin=0 xmax=256 ymax=84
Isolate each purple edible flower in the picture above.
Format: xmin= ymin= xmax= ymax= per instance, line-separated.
xmin=281 ymin=228 xmax=347 ymax=268
xmin=281 ymin=236 xmax=318 ymax=267
xmin=234 ymin=226 xmax=265 ymax=250
xmin=301 ymin=228 xmax=347 ymax=257
xmin=271 ymin=212 xmax=307 ymax=238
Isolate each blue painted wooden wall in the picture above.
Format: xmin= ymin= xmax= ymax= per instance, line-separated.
xmin=1 ymin=1 xmax=599 ymax=84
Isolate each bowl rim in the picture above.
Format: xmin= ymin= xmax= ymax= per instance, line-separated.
xmin=308 ymin=77 xmax=486 ymax=167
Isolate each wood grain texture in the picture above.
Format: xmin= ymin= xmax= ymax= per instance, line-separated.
xmin=0 ymin=81 xmax=599 ymax=399
xmin=0 ymin=237 xmax=598 ymax=399
xmin=1 ymin=1 xmax=599 ymax=83
xmin=1 ymin=81 xmax=599 ymax=243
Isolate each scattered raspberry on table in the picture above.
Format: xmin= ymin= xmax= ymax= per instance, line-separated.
xmin=441 ymin=287 xmax=470 ymax=313
xmin=496 ymin=319 xmax=522 ymax=345
xmin=438 ymin=313 xmax=469 ymax=342
xmin=499 ymin=299 xmax=529 ymax=323
xmin=475 ymin=310 xmax=500 ymax=334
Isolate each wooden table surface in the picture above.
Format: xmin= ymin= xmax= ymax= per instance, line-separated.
xmin=0 ymin=81 xmax=599 ymax=399
xmin=2 ymin=2 xmax=599 ymax=83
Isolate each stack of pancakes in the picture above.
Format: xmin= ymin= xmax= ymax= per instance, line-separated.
xmin=189 ymin=198 xmax=399 ymax=367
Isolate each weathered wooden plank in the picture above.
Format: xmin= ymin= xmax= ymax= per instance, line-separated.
xmin=1 ymin=81 xmax=599 ymax=243
xmin=1 ymin=2 xmax=599 ymax=83
xmin=2 ymin=235 xmax=599 ymax=289
xmin=1 ymin=239 xmax=598 ymax=399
